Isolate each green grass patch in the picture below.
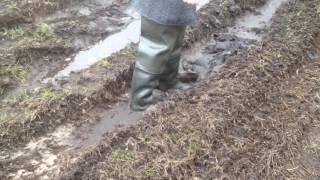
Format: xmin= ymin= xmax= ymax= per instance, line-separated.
xmin=0 ymin=64 xmax=29 ymax=84
xmin=97 ymin=57 xmax=112 ymax=68
xmin=112 ymin=148 xmax=133 ymax=162
xmin=33 ymin=22 xmax=51 ymax=38
xmin=3 ymin=88 xmax=66 ymax=109
xmin=144 ymin=164 xmax=159 ymax=176
xmin=0 ymin=27 xmax=25 ymax=39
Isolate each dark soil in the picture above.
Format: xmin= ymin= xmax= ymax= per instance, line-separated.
xmin=57 ymin=0 xmax=320 ymax=179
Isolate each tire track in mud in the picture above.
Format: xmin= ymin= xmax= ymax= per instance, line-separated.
xmin=1 ymin=0 xmax=271 ymax=179
xmin=57 ymin=0 xmax=320 ymax=179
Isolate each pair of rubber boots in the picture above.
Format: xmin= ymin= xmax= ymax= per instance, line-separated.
xmin=130 ymin=17 xmax=191 ymax=111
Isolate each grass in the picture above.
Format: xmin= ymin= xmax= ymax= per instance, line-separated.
xmin=125 ymin=43 xmax=137 ymax=59
xmin=220 ymin=0 xmax=232 ymax=17
xmin=1 ymin=22 xmax=52 ymax=41
xmin=144 ymin=164 xmax=159 ymax=176
xmin=97 ymin=57 xmax=112 ymax=68
xmin=0 ymin=64 xmax=29 ymax=84
xmin=4 ymin=0 xmax=20 ymax=12
xmin=112 ymin=148 xmax=133 ymax=162
xmin=2 ymin=87 xmax=65 ymax=109
xmin=33 ymin=22 xmax=51 ymax=38
xmin=24 ymin=88 xmax=65 ymax=108
xmin=307 ymin=143 xmax=320 ymax=153
xmin=0 ymin=27 xmax=25 ymax=39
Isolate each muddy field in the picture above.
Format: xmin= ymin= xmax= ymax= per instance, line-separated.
xmin=1 ymin=0 xmax=320 ymax=179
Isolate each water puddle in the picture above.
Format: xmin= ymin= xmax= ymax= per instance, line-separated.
xmin=51 ymin=0 xmax=211 ymax=79
xmin=70 ymin=102 xmax=143 ymax=149
xmin=229 ymin=0 xmax=287 ymax=40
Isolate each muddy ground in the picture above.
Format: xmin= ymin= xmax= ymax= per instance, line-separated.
xmin=0 ymin=0 xmax=267 ymax=151
xmin=58 ymin=0 xmax=320 ymax=179
xmin=1 ymin=0 xmax=320 ymax=179
xmin=0 ymin=0 xmax=270 ymax=178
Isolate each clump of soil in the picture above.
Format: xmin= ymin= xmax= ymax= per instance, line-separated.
xmin=57 ymin=0 xmax=320 ymax=179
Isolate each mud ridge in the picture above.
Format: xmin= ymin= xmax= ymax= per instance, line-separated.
xmin=56 ymin=0 xmax=320 ymax=179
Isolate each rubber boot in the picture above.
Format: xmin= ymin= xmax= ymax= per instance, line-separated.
xmin=159 ymin=27 xmax=191 ymax=91
xmin=130 ymin=67 xmax=163 ymax=111
xmin=130 ymin=17 xmax=183 ymax=111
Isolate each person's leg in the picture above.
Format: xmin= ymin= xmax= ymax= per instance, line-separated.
xmin=130 ymin=17 xmax=181 ymax=111
xmin=159 ymin=27 xmax=191 ymax=91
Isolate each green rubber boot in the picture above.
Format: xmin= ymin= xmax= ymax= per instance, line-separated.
xmin=130 ymin=17 xmax=185 ymax=111
xmin=130 ymin=67 xmax=163 ymax=111
xmin=159 ymin=27 xmax=191 ymax=91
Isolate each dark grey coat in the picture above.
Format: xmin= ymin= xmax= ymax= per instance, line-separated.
xmin=133 ymin=0 xmax=197 ymax=26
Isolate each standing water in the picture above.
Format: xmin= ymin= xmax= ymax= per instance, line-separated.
xmin=229 ymin=0 xmax=288 ymax=40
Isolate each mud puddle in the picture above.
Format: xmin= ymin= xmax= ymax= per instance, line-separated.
xmin=69 ymin=101 xmax=143 ymax=149
xmin=2 ymin=0 xmax=288 ymax=179
xmin=183 ymin=0 xmax=288 ymax=78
